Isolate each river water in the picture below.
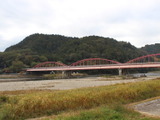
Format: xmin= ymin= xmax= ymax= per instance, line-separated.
xmin=130 ymin=71 xmax=160 ymax=77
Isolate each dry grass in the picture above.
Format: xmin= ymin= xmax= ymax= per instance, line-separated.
xmin=0 ymin=90 xmax=56 ymax=96
xmin=0 ymin=78 xmax=160 ymax=119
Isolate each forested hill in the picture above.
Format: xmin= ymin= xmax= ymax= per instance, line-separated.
xmin=5 ymin=34 xmax=73 ymax=53
xmin=5 ymin=34 xmax=143 ymax=63
xmin=140 ymin=43 xmax=160 ymax=54
xmin=0 ymin=33 xmax=146 ymax=72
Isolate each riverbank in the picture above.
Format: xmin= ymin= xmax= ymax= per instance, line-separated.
xmin=1 ymin=77 xmax=160 ymax=120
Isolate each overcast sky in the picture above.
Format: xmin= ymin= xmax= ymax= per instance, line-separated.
xmin=0 ymin=0 xmax=160 ymax=51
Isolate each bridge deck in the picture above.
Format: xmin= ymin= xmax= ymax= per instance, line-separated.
xmin=27 ymin=63 xmax=160 ymax=72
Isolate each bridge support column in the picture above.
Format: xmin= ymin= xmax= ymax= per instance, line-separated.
xmin=62 ymin=71 xmax=72 ymax=78
xmin=62 ymin=71 xmax=66 ymax=78
xmin=118 ymin=68 xmax=122 ymax=76
xmin=66 ymin=71 xmax=72 ymax=77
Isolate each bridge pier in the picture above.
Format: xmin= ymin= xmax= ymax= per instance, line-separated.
xmin=62 ymin=71 xmax=66 ymax=78
xmin=62 ymin=71 xmax=72 ymax=78
xmin=118 ymin=68 xmax=122 ymax=76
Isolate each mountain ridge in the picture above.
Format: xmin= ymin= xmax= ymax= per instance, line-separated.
xmin=5 ymin=33 xmax=144 ymax=62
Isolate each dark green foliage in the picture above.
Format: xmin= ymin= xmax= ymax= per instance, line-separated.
xmin=0 ymin=49 xmax=48 ymax=73
xmin=5 ymin=34 xmax=143 ymax=62
xmin=8 ymin=61 xmax=26 ymax=73
xmin=0 ymin=96 xmax=9 ymax=104
xmin=141 ymin=43 xmax=160 ymax=54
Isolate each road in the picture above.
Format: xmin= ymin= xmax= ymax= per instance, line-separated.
xmin=133 ymin=98 xmax=160 ymax=118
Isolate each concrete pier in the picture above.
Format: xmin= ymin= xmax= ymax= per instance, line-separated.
xmin=118 ymin=68 xmax=122 ymax=76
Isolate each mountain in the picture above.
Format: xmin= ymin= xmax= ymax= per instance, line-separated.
xmin=141 ymin=43 xmax=160 ymax=54
xmin=5 ymin=34 xmax=143 ymax=62
xmin=1 ymin=33 xmax=145 ymax=72
xmin=5 ymin=34 xmax=73 ymax=54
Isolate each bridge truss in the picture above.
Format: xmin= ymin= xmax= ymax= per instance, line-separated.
xmin=29 ymin=53 xmax=160 ymax=73
xmin=127 ymin=53 xmax=160 ymax=63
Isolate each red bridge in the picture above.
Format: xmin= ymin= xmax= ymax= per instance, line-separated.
xmin=27 ymin=53 xmax=160 ymax=75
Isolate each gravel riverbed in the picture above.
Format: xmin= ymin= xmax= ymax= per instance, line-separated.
xmin=0 ymin=76 xmax=158 ymax=91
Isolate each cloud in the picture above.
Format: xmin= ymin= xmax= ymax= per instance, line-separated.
xmin=0 ymin=0 xmax=160 ymax=51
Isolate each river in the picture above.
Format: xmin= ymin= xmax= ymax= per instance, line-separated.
xmin=130 ymin=71 xmax=160 ymax=77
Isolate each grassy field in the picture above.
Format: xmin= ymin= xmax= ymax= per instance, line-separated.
xmin=51 ymin=105 xmax=157 ymax=120
xmin=0 ymin=78 xmax=160 ymax=120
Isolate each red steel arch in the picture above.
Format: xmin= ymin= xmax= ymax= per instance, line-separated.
xmin=126 ymin=53 xmax=160 ymax=63
xmin=71 ymin=58 xmax=120 ymax=66
xmin=33 ymin=61 xmax=67 ymax=68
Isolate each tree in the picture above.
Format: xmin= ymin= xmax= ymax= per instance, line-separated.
xmin=9 ymin=61 xmax=26 ymax=73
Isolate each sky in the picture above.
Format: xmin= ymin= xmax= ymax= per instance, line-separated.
xmin=0 ymin=0 xmax=160 ymax=52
